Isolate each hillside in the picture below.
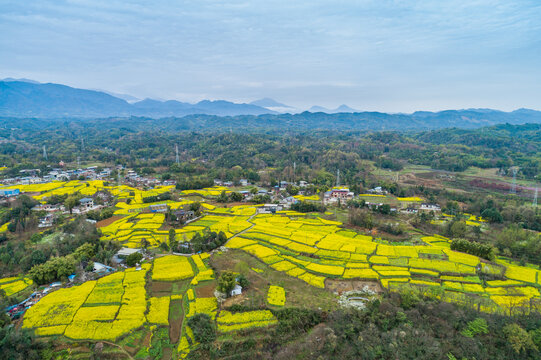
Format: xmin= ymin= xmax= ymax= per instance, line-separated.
xmin=0 ymin=81 xmax=276 ymax=118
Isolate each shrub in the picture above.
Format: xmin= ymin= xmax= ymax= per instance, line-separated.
xmin=450 ymin=238 xmax=494 ymax=261
xmin=503 ymin=323 xmax=537 ymax=354
xmin=217 ymin=271 xmax=237 ymax=296
xmin=291 ymin=201 xmax=326 ymax=213
xmin=126 ymin=252 xmax=143 ymax=267
xmin=187 ymin=313 xmax=216 ymax=343
xmin=461 ymin=318 xmax=489 ymax=338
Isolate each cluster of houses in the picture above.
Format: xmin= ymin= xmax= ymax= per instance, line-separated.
xmin=125 ymin=169 xmax=176 ymax=187
xmin=31 ymin=197 xmax=104 ymax=228
xmin=1 ymin=165 xmax=176 ymax=189
xmin=1 ymin=166 xmax=113 ymax=185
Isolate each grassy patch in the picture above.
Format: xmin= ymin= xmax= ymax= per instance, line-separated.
xmin=212 ymin=249 xmax=338 ymax=311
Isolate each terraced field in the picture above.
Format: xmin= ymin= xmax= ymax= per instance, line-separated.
xmin=225 ymin=210 xmax=541 ymax=315
xmin=22 ymin=254 xmax=220 ymax=359
xmin=0 ymin=180 xmax=175 ymax=204
xmin=0 ymin=276 xmax=33 ymax=296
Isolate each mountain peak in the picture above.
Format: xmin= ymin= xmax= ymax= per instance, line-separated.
xmin=0 ymin=80 xmax=276 ymax=118
xmin=250 ymin=98 xmax=291 ymax=108
xmin=308 ymin=105 xmax=357 ymax=113
xmin=335 ymin=104 xmax=357 ymax=113
xmin=1 ymin=77 xmax=41 ymax=84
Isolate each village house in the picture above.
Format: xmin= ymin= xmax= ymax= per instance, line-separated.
xmin=230 ymin=284 xmax=243 ymax=296
xmin=280 ymin=196 xmax=299 ymax=209
xmin=79 ymin=197 xmax=94 ymax=210
xmin=32 ymin=203 xmax=64 ymax=212
xmin=401 ymin=207 xmax=418 ymax=214
xmin=420 ymin=203 xmax=441 ymax=212
xmin=324 ymin=188 xmax=354 ymax=204
xmin=38 ymin=214 xmax=55 ymax=228
xmin=0 ymin=189 xmax=20 ymax=197
xmin=258 ymin=204 xmax=283 ymax=214
xmin=173 ymin=209 xmax=196 ymax=222
xmin=148 ymin=203 xmax=168 ymax=213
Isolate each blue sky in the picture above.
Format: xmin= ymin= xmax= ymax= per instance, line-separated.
xmin=1 ymin=0 xmax=541 ymax=112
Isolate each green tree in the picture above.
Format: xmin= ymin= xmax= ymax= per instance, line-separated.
xmin=187 ymin=313 xmax=216 ymax=343
xmin=0 ymin=326 xmax=46 ymax=360
xmin=449 ymin=220 xmax=467 ymax=238
xmin=169 ymin=229 xmax=177 ymax=251
xmin=481 ymin=207 xmax=503 ymax=223
xmin=229 ymin=192 xmax=244 ymax=202
xmin=217 ymin=271 xmax=237 ymax=296
xmin=217 ymin=190 xmax=228 ymax=203
xmin=28 ymin=256 xmax=76 ymax=285
xmin=29 ymin=233 xmax=42 ymax=243
xmin=503 ymin=323 xmax=537 ymax=354
xmin=64 ymin=195 xmax=80 ymax=214
xmin=237 ymin=274 xmax=249 ymax=290
xmin=73 ymin=243 xmax=95 ymax=262
xmin=126 ymin=252 xmax=143 ymax=267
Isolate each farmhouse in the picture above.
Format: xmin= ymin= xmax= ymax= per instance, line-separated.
xmin=148 ymin=203 xmax=168 ymax=213
xmin=0 ymin=189 xmax=20 ymax=197
xmin=401 ymin=207 xmax=418 ymax=214
xmin=230 ymin=284 xmax=243 ymax=296
xmin=324 ymin=188 xmax=354 ymax=204
xmin=79 ymin=197 xmax=94 ymax=210
xmin=420 ymin=203 xmax=441 ymax=212
xmin=258 ymin=204 xmax=283 ymax=214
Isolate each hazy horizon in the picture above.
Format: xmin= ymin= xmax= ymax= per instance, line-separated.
xmin=2 ymin=1 xmax=541 ymax=112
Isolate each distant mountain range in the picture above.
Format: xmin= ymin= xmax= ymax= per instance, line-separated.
xmin=249 ymin=98 xmax=298 ymax=113
xmin=0 ymin=79 xmax=365 ymax=117
xmin=309 ymin=104 xmax=358 ymax=113
xmin=0 ymin=80 xmax=277 ymax=118
xmin=1 ymin=79 xmax=541 ymax=130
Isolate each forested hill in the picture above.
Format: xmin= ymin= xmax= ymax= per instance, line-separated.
xmin=2 ymin=107 xmax=541 ymax=132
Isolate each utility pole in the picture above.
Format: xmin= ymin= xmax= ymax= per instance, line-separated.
xmin=336 ymin=169 xmax=340 ymax=187
xmin=293 ymin=161 xmax=296 ymax=184
xmin=175 ymin=144 xmax=180 ymax=165
xmin=42 ymin=145 xmax=47 ymax=160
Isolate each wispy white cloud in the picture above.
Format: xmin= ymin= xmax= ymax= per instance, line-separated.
xmin=1 ymin=0 xmax=540 ymax=111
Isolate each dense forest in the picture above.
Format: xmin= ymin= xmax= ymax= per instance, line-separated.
xmin=1 ymin=119 xmax=541 ymax=182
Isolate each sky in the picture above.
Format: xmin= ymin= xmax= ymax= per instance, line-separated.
xmin=1 ymin=0 xmax=541 ymax=112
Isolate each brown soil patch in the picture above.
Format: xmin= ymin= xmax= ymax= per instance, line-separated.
xmin=96 ymin=216 xmax=123 ymax=228
xmin=142 ymin=332 xmax=152 ymax=347
xmin=151 ymin=281 xmax=173 ymax=296
xmin=195 ymin=282 xmax=215 ymax=298
xmin=325 ymin=279 xmax=383 ymax=295
xmin=222 ymin=292 xmax=248 ymax=307
xmin=123 ymin=345 xmax=137 ymax=355
xmin=169 ymin=299 xmax=183 ymax=343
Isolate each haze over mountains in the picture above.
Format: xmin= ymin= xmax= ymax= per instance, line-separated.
xmin=0 ymin=79 xmax=277 ymax=118
xmin=1 ymin=79 xmax=541 ymax=131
